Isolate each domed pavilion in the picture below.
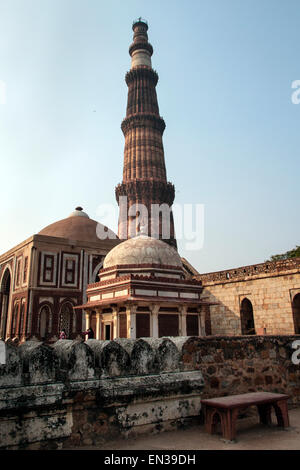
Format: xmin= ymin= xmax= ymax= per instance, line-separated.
xmin=78 ymin=234 xmax=211 ymax=340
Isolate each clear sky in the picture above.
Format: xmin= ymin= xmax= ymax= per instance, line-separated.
xmin=0 ymin=0 xmax=299 ymax=273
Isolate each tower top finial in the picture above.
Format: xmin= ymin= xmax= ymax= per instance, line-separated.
xmin=132 ymin=17 xmax=148 ymax=30
xmin=129 ymin=18 xmax=153 ymax=68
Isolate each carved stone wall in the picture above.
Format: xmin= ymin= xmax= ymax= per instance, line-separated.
xmin=0 ymin=337 xmax=204 ymax=449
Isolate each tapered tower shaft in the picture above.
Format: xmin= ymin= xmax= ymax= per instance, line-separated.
xmin=116 ymin=19 xmax=177 ymax=249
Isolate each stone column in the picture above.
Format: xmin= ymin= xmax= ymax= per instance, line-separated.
xmin=126 ymin=304 xmax=137 ymax=339
xmin=198 ymin=306 xmax=206 ymax=336
xmin=96 ymin=310 xmax=102 ymax=340
xmin=0 ymin=293 xmax=3 ymax=338
xmin=85 ymin=311 xmax=91 ymax=331
xmin=1 ymin=295 xmax=8 ymax=339
xmin=150 ymin=304 xmax=160 ymax=338
xmin=179 ymin=305 xmax=187 ymax=336
xmin=112 ymin=307 xmax=119 ymax=339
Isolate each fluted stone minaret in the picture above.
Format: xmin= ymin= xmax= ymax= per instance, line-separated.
xmin=115 ymin=19 xmax=177 ymax=249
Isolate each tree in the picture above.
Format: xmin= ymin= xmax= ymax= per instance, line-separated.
xmin=268 ymin=245 xmax=300 ymax=262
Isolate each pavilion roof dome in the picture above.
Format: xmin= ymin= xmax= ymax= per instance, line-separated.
xmin=103 ymin=234 xmax=182 ymax=269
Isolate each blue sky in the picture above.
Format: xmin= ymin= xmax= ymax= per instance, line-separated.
xmin=0 ymin=0 xmax=299 ymax=273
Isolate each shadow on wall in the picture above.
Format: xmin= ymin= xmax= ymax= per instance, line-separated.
xmin=203 ymin=288 xmax=243 ymax=336
xmin=202 ymin=287 xmax=294 ymax=336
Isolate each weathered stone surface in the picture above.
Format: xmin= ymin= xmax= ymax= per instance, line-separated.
xmin=171 ymin=336 xmax=196 ymax=354
xmin=181 ymin=335 xmax=300 ymax=402
xmin=86 ymin=339 xmax=130 ymax=377
xmin=197 ymin=260 xmax=300 ymax=336
xmin=0 ymin=342 xmax=22 ymax=387
xmin=0 ymin=335 xmax=300 ymax=449
xmin=18 ymin=341 xmax=58 ymax=384
xmin=115 ymin=396 xmax=202 ymax=430
xmin=115 ymin=338 xmax=156 ymax=375
xmin=0 ymin=382 xmax=65 ymax=412
xmin=142 ymin=337 xmax=180 ymax=372
xmin=52 ymin=340 xmax=95 ymax=381
xmin=0 ymin=404 xmax=72 ymax=448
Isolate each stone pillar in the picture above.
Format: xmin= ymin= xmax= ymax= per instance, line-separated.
xmin=85 ymin=311 xmax=91 ymax=331
xmin=198 ymin=306 xmax=206 ymax=336
xmin=0 ymin=293 xmax=3 ymax=338
xmin=126 ymin=304 xmax=137 ymax=339
xmin=150 ymin=304 xmax=160 ymax=338
xmin=96 ymin=310 xmax=102 ymax=340
xmin=1 ymin=295 xmax=8 ymax=339
xmin=112 ymin=307 xmax=119 ymax=339
xmin=179 ymin=305 xmax=187 ymax=336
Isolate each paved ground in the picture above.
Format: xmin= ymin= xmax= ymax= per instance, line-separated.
xmin=68 ymin=407 xmax=300 ymax=450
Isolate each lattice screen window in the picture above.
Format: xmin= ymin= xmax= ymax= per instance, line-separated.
xmin=59 ymin=303 xmax=73 ymax=337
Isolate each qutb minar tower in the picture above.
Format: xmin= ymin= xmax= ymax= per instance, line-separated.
xmin=115 ymin=19 xmax=177 ymax=249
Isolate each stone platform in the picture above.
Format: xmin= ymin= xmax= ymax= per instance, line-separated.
xmin=67 ymin=406 xmax=300 ymax=450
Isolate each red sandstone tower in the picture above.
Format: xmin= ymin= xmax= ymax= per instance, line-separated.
xmin=115 ymin=19 xmax=177 ymax=249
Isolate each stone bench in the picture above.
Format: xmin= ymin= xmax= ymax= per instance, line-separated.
xmin=201 ymin=391 xmax=290 ymax=441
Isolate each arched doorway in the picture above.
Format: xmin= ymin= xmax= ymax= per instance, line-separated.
xmin=0 ymin=269 xmax=11 ymax=339
xmin=39 ymin=305 xmax=52 ymax=340
xmin=240 ymin=298 xmax=256 ymax=335
xmin=292 ymin=294 xmax=300 ymax=334
xmin=59 ymin=302 xmax=73 ymax=338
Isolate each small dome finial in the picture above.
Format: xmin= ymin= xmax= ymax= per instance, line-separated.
xmin=69 ymin=207 xmax=89 ymax=218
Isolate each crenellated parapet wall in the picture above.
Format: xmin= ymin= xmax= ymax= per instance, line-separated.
xmin=1 ymin=335 xmax=300 ymax=449
xmin=0 ymin=337 xmax=190 ymax=386
xmin=197 ymin=258 xmax=300 ymax=336
xmin=197 ymin=257 xmax=300 ymax=285
xmin=0 ymin=337 xmax=204 ymax=449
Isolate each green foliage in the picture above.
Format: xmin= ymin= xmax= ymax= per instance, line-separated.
xmin=268 ymin=245 xmax=300 ymax=262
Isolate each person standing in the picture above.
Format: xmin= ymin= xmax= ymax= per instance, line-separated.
xmin=82 ymin=327 xmax=94 ymax=340
xmin=59 ymin=329 xmax=67 ymax=340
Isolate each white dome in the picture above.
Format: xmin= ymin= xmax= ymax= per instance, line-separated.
xmin=103 ymin=234 xmax=182 ymax=268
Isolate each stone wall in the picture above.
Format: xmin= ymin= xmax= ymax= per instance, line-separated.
xmin=182 ymin=335 xmax=300 ymax=405
xmin=197 ymin=258 xmax=300 ymax=335
xmin=0 ymin=337 xmax=204 ymax=449
xmin=1 ymin=335 xmax=300 ymax=449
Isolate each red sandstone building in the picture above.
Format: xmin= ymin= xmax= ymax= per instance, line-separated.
xmin=0 ymin=208 xmax=118 ymax=342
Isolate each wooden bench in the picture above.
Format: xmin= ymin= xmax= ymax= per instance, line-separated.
xmin=201 ymin=392 xmax=290 ymax=441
